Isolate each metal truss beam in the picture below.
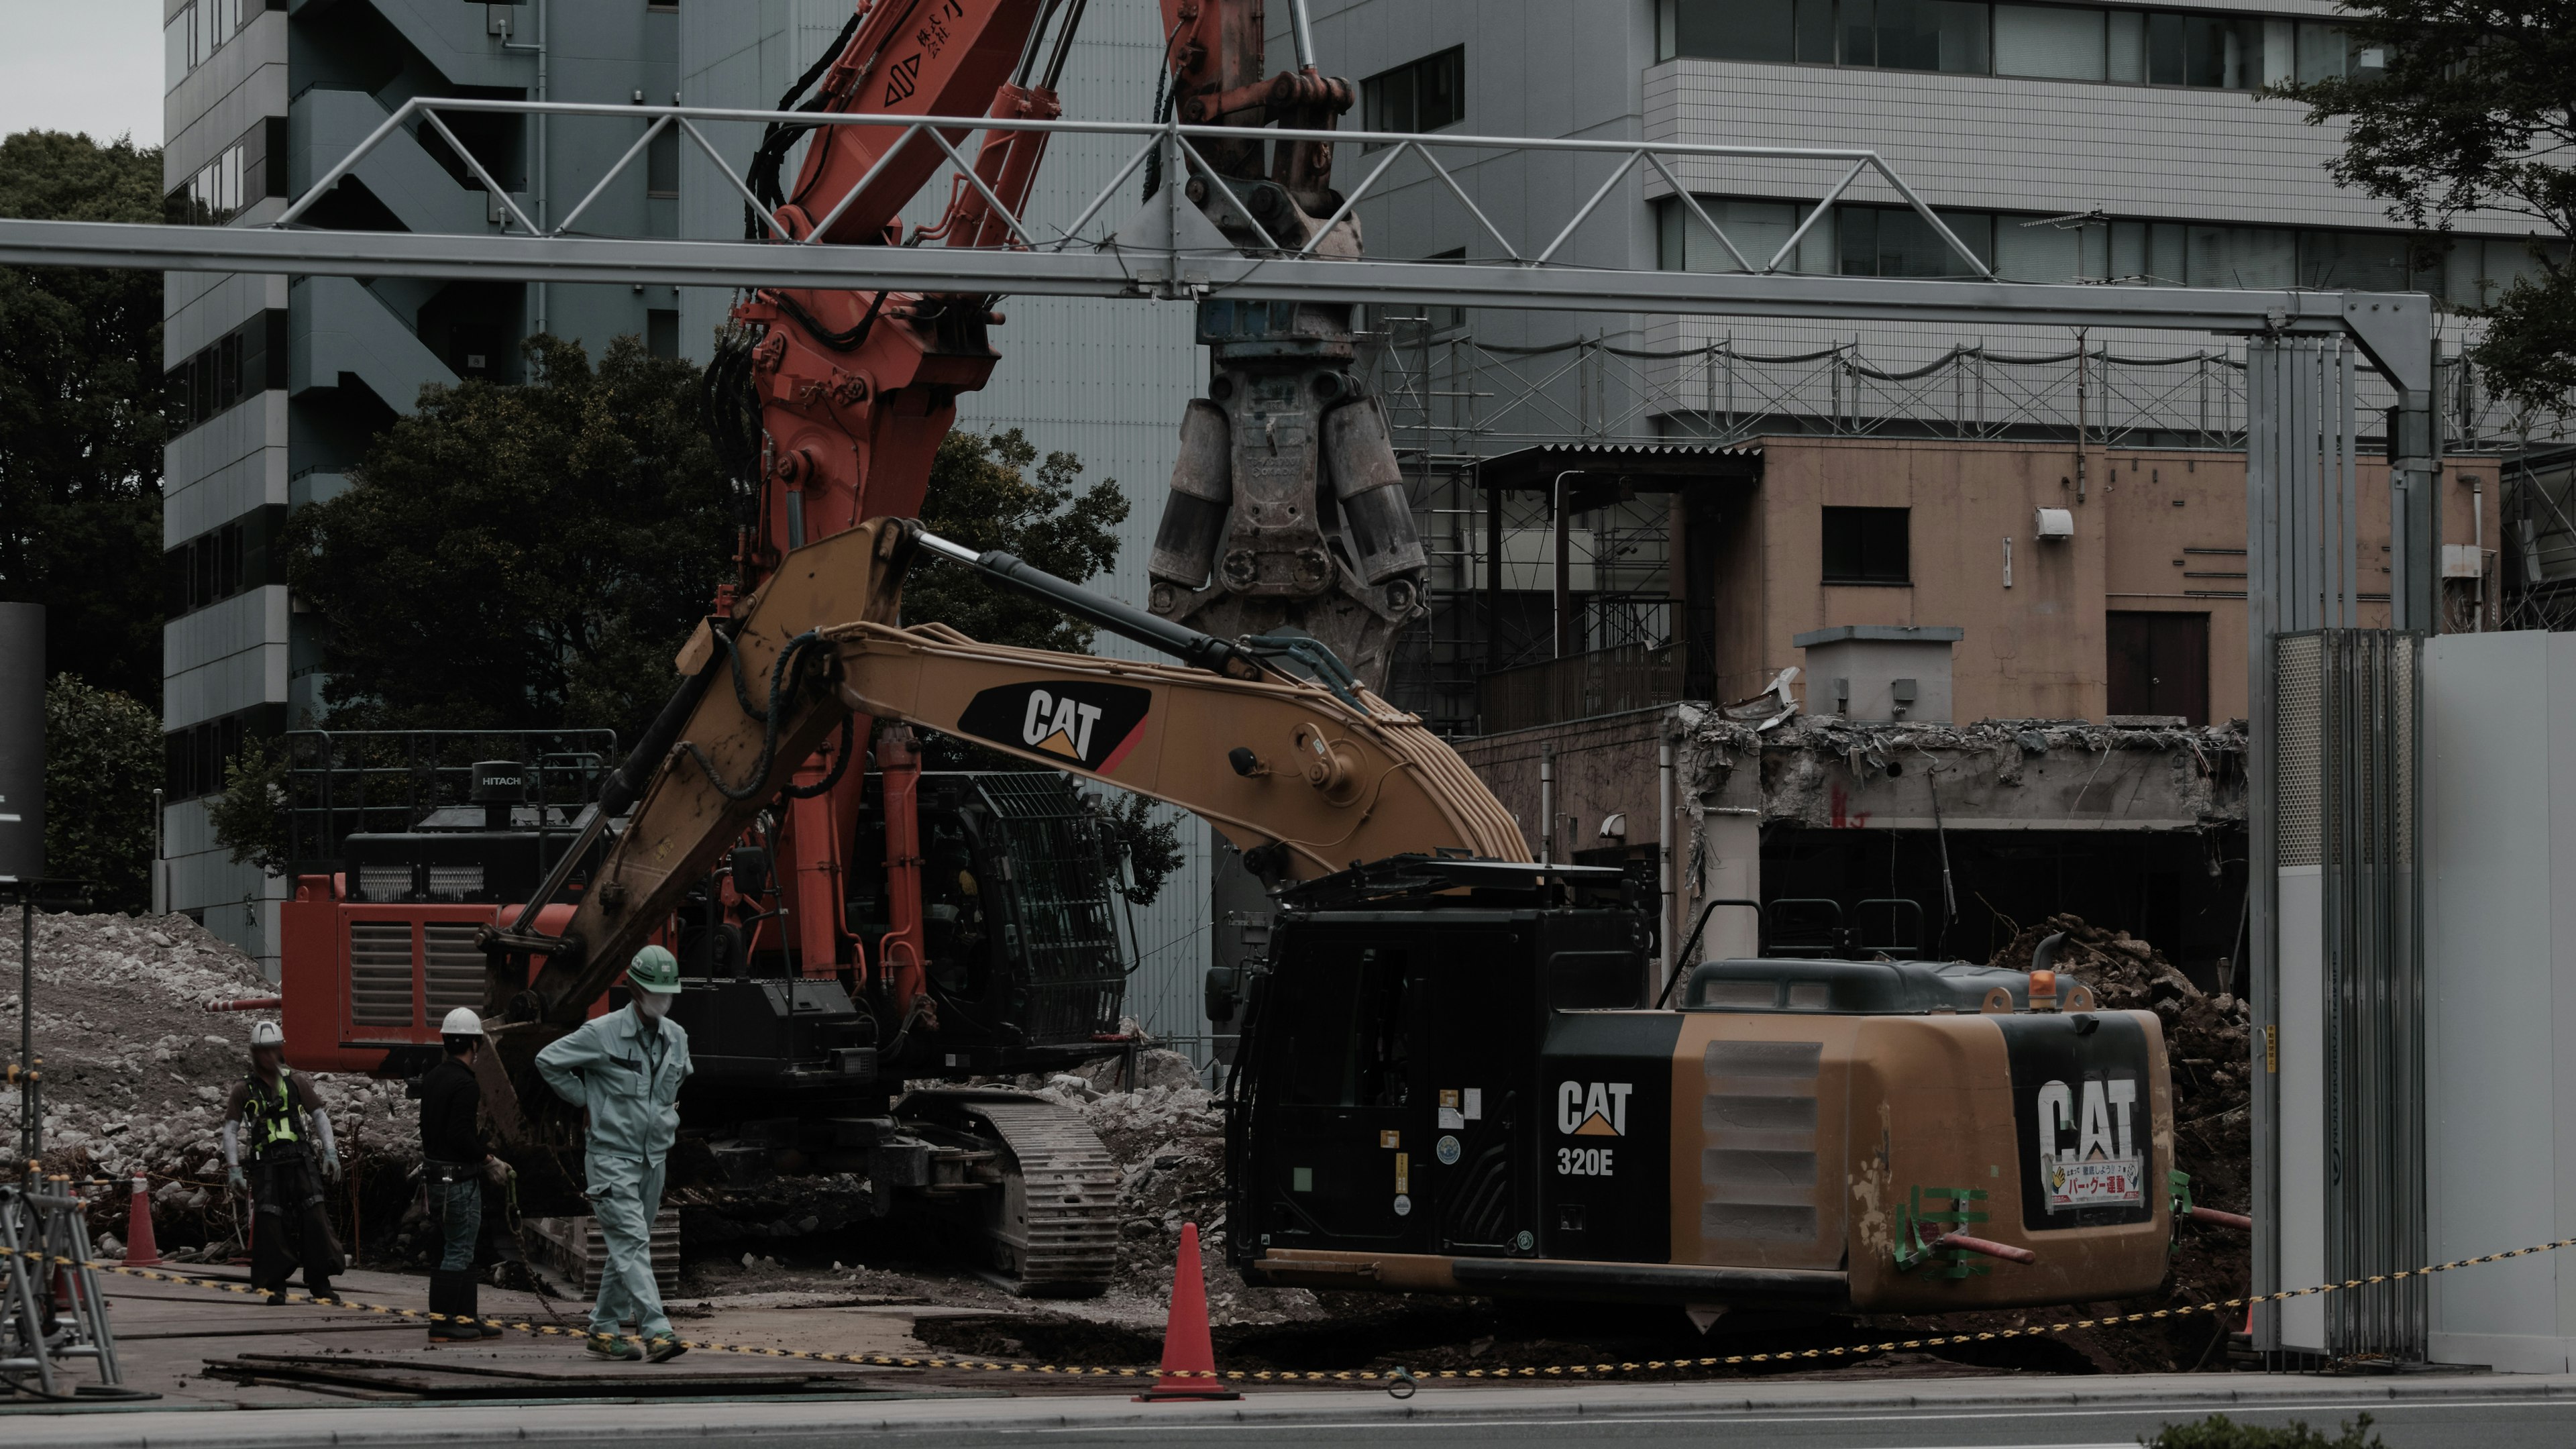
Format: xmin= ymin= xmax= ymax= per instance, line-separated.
xmin=0 ymin=216 xmax=2433 ymax=389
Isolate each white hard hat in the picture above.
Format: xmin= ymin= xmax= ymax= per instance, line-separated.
xmin=440 ymin=1007 xmax=485 ymax=1037
xmin=250 ymin=1020 xmax=284 ymax=1049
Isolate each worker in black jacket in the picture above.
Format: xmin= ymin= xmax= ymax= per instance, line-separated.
xmin=421 ymin=1007 xmax=501 ymax=1342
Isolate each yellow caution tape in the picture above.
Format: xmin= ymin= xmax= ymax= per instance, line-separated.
xmin=7 ymin=1235 xmax=2574 ymax=1385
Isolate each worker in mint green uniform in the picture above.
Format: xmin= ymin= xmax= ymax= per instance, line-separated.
xmin=536 ymin=946 xmax=693 ymax=1363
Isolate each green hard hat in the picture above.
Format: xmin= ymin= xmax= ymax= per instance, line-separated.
xmin=627 ymin=945 xmax=683 ymax=994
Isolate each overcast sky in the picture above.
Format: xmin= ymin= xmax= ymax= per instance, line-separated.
xmin=0 ymin=2 xmax=166 ymax=148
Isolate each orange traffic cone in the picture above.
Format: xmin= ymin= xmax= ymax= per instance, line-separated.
xmin=1135 ymin=1222 xmax=1238 ymax=1402
xmin=123 ymin=1175 xmax=162 ymax=1269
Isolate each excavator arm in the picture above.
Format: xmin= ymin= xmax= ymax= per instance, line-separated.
xmin=506 ymin=517 xmax=1521 ymax=1032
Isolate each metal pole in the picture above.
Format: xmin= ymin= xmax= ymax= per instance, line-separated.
xmin=1538 ymin=745 xmax=1554 ymax=866
xmin=2389 ymin=341 xmax=2441 ymax=633
xmin=19 ymin=896 xmax=31 ymax=1174
xmin=1658 ymin=737 xmax=1675 ymax=986
xmin=1284 ymin=0 xmax=1319 ymax=72
xmin=1552 ymin=470 xmax=1578 ymax=659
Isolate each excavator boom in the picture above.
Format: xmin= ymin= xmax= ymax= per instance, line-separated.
xmin=510 ymin=518 xmax=1520 ymax=1029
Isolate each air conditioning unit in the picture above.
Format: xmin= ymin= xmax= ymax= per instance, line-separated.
xmin=2034 ymin=507 xmax=2075 ymax=540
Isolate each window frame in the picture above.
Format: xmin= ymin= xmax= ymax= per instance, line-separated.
xmin=1821 ymin=505 xmax=1913 ymax=586
xmin=1656 ymin=0 xmax=2311 ymax=93
xmin=1360 ymin=45 xmax=1466 ymax=144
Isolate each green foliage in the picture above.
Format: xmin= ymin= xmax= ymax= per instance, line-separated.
xmin=0 ymin=131 xmax=168 ymax=703
xmin=2271 ymin=0 xmax=2575 ymax=412
xmin=205 ymin=734 xmax=290 ymax=879
xmin=41 ymin=675 xmax=160 ymax=912
xmin=2144 ymin=1412 xmax=2384 ymax=1449
xmin=1084 ymin=790 xmax=1184 ymax=906
xmin=287 ymin=335 xmax=733 ymax=747
xmin=906 ymin=429 xmax=1129 ymax=652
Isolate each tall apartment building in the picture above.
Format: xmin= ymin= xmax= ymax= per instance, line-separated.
xmin=161 ymin=0 xmax=683 ymax=968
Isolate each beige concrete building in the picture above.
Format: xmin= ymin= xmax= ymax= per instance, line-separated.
xmin=1481 ymin=435 xmax=2496 ymax=731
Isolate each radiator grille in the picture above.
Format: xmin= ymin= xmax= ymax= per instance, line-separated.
xmin=426 ymin=864 xmax=484 ymax=900
xmin=423 ymin=924 xmax=485 ymax=1018
xmin=348 ymin=922 xmax=417 ymax=1027
xmin=1700 ymin=1040 xmax=1823 ymax=1248
xmin=356 ymin=864 xmax=413 ymax=902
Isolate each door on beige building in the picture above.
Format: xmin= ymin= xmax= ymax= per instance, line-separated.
xmin=2106 ymin=612 xmax=2210 ymax=724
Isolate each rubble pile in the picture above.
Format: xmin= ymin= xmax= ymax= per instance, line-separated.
xmin=0 ymin=912 xmax=420 ymax=1254
xmin=1033 ymin=1050 xmax=1320 ymax=1323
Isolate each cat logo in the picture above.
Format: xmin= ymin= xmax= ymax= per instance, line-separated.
xmin=954 ymin=681 xmax=1152 ymax=775
xmin=2035 ymin=1077 xmax=2139 ymax=1164
xmin=1556 ymin=1081 xmax=1633 ymax=1137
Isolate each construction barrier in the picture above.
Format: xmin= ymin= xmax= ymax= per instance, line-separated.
xmin=7 ymin=1232 xmax=2576 ymax=1390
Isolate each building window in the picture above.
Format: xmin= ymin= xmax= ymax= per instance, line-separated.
xmin=166 ymin=309 xmax=289 ymax=435
xmin=164 ymin=505 xmax=291 ymax=621
xmin=1361 ymin=46 xmax=1464 ymax=140
xmin=1839 ymin=204 xmax=1992 ymax=278
xmin=168 ymin=118 xmax=286 ymax=225
xmin=647 ymin=123 xmax=680 ymax=199
xmin=1822 ymin=506 xmax=1909 ymax=584
xmin=1650 ymin=194 xmax=2568 ymax=305
xmin=1656 ymin=196 xmax=1836 ymax=274
xmin=1659 ymin=0 xmax=2306 ymax=92
xmin=647 ymin=309 xmax=680 ymax=359
xmin=166 ymin=704 xmax=288 ymax=802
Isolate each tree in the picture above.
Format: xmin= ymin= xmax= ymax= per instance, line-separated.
xmin=1083 ymin=790 xmax=1184 ymax=906
xmin=288 ymin=335 xmax=735 ymax=747
xmin=905 ymin=429 xmax=1129 ymax=651
xmin=0 ymin=132 xmax=168 ymax=703
xmin=2275 ymin=1 xmax=2576 ymax=412
xmin=42 ymin=675 xmax=161 ymax=912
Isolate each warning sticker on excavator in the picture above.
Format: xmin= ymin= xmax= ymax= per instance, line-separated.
xmin=2045 ymin=1156 xmax=2145 ymax=1211
xmin=955 ymin=681 xmax=1152 ymax=774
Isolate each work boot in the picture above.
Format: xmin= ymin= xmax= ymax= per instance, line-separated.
xmin=427 ymin=1271 xmax=471 ymax=1342
xmin=644 ymin=1333 xmax=687 ymax=1364
xmin=459 ymin=1276 xmax=503 ymax=1339
xmin=585 ymin=1334 xmax=643 ymax=1362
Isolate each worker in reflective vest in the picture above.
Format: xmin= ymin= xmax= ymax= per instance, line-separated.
xmin=537 ymin=946 xmax=693 ymax=1363
xmin=221 ymin=1020 xmax=344 ymax=1304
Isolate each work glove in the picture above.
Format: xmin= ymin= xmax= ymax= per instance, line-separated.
xmin=227 ymin=1165 xmax=246 ymax=1193
xmin=483 ymin=1157 xmax=514 ymax=1187
xmin=321 ymin=1150 xmax=343 ymax=1183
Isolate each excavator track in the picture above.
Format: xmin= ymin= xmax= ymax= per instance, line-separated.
xmin=900 ymin=1089 xmax=1121 ymax=1297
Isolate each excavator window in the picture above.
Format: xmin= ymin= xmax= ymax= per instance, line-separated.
xmin=1272 ymin=947 xmax=1414 ymax=1108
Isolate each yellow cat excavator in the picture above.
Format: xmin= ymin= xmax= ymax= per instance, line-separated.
xmin=455 ymin=517 xmax=2175 ymax=1314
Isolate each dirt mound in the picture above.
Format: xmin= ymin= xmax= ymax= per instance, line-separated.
xmin=1 ymin=911 xmax=421 ymax=1256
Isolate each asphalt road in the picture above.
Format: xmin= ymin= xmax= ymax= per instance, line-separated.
xmin=11 ymin=1375 xmax=2575 ymax=1449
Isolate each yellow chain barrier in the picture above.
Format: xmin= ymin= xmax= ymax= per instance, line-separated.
xmin=8 ymin=1235 xmax=2575 ymax=1387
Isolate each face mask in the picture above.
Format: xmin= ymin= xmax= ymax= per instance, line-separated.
xmin=635 ymin=990 xmax=673 ymax=1021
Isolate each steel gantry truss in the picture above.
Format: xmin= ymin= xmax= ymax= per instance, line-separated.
xmin=0 ymin=101 xmax=2433 ymax=382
